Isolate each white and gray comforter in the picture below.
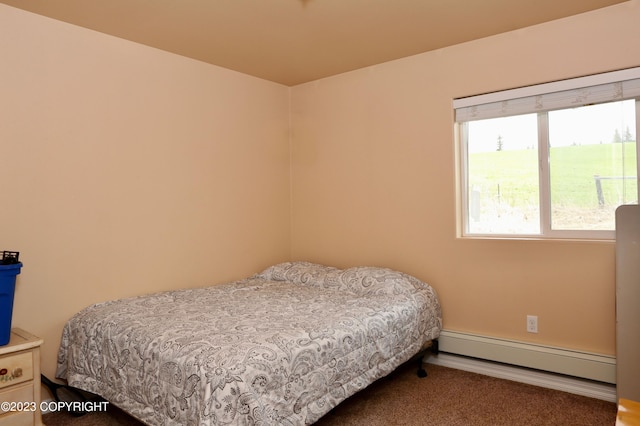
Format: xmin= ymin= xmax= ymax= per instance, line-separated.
xmin=56 ymin=262 xmax=442 ymax=425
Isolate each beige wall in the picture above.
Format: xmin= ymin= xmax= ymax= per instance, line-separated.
xmin=0 ymin=5 xmax=291 ymax=378
xmin=290 ymin=1 xmax=640 ymax=356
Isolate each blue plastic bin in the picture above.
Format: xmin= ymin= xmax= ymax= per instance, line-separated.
xmin=0 ymin=262 xmax=22 ymax=346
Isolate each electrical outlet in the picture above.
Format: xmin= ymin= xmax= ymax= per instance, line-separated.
xmin=527 ymin=315 xmax=538 ymax=333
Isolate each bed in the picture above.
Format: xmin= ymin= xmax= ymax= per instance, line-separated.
xmin=55 ymin=261 xmax=442 ymax=425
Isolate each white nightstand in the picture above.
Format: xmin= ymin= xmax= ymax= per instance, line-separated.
xmin=0 ymin=328 xmax=44 ymax=426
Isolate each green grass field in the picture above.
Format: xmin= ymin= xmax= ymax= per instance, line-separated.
xmin=467 ymin=142 xmax=638 ymax=232
xmin=469 ymin=142 xmax=638 ymax=209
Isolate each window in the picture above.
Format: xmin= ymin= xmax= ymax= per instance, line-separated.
xmin=455 ymin=68 xmax=640 ymax=239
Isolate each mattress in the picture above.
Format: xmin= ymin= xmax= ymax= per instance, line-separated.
xmin=56 ymin=262 xmax=442 ymax=425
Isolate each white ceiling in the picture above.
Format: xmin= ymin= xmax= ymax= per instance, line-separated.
xmin=1 ymin=0 xmax=628 ymax=86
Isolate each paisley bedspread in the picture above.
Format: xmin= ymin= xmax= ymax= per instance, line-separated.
xmin=56 ymin=262 xmax=442 ymax=425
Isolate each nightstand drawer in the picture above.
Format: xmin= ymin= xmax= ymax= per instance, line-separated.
xmin=0 ymin=329 xmax=43 ymax=426
xmin=0 ymin=410 xmax=34 ymax=426
xmin=0 ymin=383 xmax=35 ymax=424
xmin=0 ymin=382 xmax=34 ymax=409
xmin=0 ymin=351 xmax=33 ymax=389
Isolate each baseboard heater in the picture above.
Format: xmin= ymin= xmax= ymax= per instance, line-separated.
xmin=434 ymin=330 xmax=616 ymax=384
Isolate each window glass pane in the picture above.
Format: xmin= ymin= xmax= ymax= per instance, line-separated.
xmin=466 ymin=114 xmax=540 ymax=234
xmin=548 ymin=100 xmax=637 ymax=231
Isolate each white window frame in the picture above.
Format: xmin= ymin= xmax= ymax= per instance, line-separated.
xmin=455 ymin=67 xmax=640 ymax=240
